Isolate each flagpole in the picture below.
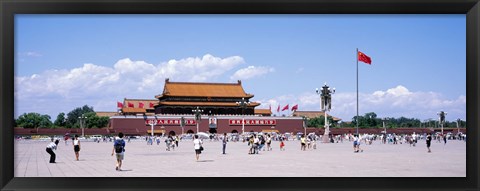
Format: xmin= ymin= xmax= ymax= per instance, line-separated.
xmin=356 ymin=48 xmax=359 ymax=135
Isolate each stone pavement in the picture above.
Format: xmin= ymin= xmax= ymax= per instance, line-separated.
xmin=14 ymin=138 xmax=466 ymax=177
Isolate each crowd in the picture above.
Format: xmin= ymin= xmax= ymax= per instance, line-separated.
xmin=40 ymin=130 xmax=466 ymax=171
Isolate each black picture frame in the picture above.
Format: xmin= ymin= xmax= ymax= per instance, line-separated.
xmin=1 ymin=0 xmax=478 ymax=191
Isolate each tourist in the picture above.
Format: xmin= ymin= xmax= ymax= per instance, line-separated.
xmin=253 ymin=134 xmax=260 ymax=154
xmin=156 ymin=136 xmax=161 ymax=145
xmin=165 ymin=135 xmax=172 ymax=151
xmin=426 ymin=133 xmax=432 ymax=153
xmin=222 ymin=133 xmax=228 ymax=154
xmin=73 ymin=135 xmax=81 ymax=161
xmin=300 ymin=135 xmax=306 ymax=151
xmin=443 ymin=134 xmax=447 ymax=145
xmin=46 ymin=138 xmax=57 ymax=163
xmin=248 ymin=135 xmax=254 ymax=154
xmin=266 ymin=134 xmax=272 ymax=151
xmin=193 ymin=134 xmax=203 ymax=161
xmin=353 ymin=134 xmax=359 ymax=153
xmin=175 ymin=135 xmax=179 ymax=147
xmin=111 ymin=132 xmax=126 ymax=171
xmin=280 ymin=138 xmax=285 ymax=151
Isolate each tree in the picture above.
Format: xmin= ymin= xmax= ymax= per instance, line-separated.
xmin=16 ymin=112 xmax=52 ymax=129
xmin=54 ymin=112 xmax=66 ymax=127
xmin=80 ymin=112 xmax=110 ymax=128
xmin=66 ymin=105 xmax=94 ymax=128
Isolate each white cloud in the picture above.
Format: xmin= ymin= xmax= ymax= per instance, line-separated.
xmin=254 ymin=85 xmax=465 ymax=121
xmin=230 ymin=66 xmax=274 ymax=81
xmin=14 ymin=54 xmax=245 ymax=118
xmin=19 ymin=51 xmax=43 ymax=57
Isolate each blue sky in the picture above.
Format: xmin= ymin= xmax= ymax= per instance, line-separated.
xmin=14 ymin=14 xmax=466 ymax=122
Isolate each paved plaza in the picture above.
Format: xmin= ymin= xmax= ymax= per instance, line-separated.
xmin=14 ymin=138 xmax=466 ymax=177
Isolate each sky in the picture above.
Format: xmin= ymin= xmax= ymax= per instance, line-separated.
xmin=14 ymin=14 xmax=466 ymax=122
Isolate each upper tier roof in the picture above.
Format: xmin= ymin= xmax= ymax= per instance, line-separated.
xmin=156 ymin=79 xmax=254 ymax=99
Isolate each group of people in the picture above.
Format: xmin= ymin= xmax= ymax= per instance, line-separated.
xmin=45 ymin=135 xmax=81 ymax=163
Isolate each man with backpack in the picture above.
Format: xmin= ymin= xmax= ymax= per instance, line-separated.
xmin=111 ymin=132 xmax=126 ymax=171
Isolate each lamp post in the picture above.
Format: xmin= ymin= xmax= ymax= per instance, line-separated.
xmin=236 ymin=97 xmax=250 ymax=135
xmin=78 ymin=114 xmax=87 ymax=137
xmin=456 ymin=118 xmax=461 ymax=134
xmin=382 ymin=117 xmax=389 ymax=135
xmin=302 ymin=116 xmax=308 ymax=136
xmin=192 ymin=106 xmax=203 ymax=134
xmin=437 ymin=111 xmax=447 ymax=135
xmin=148 ymin=119 xmax=157 ymax=137
xmin=180 ymin=117 xmax=185 ymax=135
xmin=316 ymin=82 xmax=335 ymax=143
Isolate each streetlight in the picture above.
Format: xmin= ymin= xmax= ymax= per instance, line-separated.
xmin=456 ymin=118 xmax=461 ymax=134
xmin=437 ymin=111 xmax=447 ymax=135
xmin=316 ymin=82 xmax=335 ymax=143
xmin=236 ymin=97 xmax=250 ymax=135
xmin=78 ymin=114 xmax=87 ymax=137
xmin=302 ymin=116 xmax=308 ymax=136
xmin=180 ymin=117 xmax=186 ymax=135
xmin=382 ymin=117 xmax=389 ymax=135
xmin=148 ymin=119 xmax=157 ymax=137
xmin=192 ymin=106 xmax=203 ymax=134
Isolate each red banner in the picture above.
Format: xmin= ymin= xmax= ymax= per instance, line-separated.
xmin=229 ymin=119 xmax=276 ymax=126
xmin=145 ymin=119 xmax=196 ymax=126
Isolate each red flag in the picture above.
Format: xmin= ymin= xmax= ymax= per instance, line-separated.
xmin=282 ymin=104 xmax=289 ymax=111
xmin=128 ymin=102 xmax=134 ymax=108
xmin=139 ymin=102 xmax=144 ymax=108
xmin=277 ymin=105 xmax=280 ymax=112
xmin=269 ymin=105 xmax=272 ymax=112
xmin=117 ymin=102 xmax=123 ymax=108
xmin=358 ymin=50 xmax=372 ymax=65
xmin=291 ymin=104 xmax=298 ymax=111
xmin=149 ymin=102 xmax=154 ymax=108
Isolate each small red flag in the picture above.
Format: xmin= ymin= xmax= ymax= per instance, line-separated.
xmin=149 ymin=102 xmax=154 ymax=108
xmin=291 ymin=104 xmax=298 ymax=111
xmin=128 ymin=102 xmax=134 ymax=108
xmin=282 ymin=104 xmax=289 ymax=111
xmin=277 ymin=105 xmax=280 ymax=112
xmin=139 ymin=102 xmax=144 ymax=108
xmin=358 ymin=50 xmax=372 ymax=65
xmin=117 ymin=102 xmax=123 ymax=108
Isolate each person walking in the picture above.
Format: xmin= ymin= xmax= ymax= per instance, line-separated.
xmin=443 ymin=134 xmax=447 ymax=145
xmin=426 ymin=133 xmax=432 ymax=153
xmin=111 ymin=132 xmax=126 ymax=171
xmin=73 ymin=135 xmax=81 ymax=161
xmin=266 ymin=134 xmax=272 ymax=151
xmin=193 ymin=134 xmax=203 ymax=161
xmin=46 ymin=138 xmax=58 ymax=163
xmin=300 ymin=135 xmax=306 ymax=151
xmin=222 ymin=133 xmax=228 ymax=154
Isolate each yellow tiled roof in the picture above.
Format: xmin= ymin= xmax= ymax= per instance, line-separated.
xmin=156 ymin=80 xmax=254 ymax=98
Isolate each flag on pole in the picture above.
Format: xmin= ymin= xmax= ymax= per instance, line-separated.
xmin=281 ymin=104 xmax=289 ymax=111
xmin=358 ymin=50 xmax=372 ymax=64
xmin=128 ymin=102 xmax=134 ymax=108
xmin=117 ymin=102 xmax=123 ymax=108
xmin=269 ymin=104 xmax=272 ymax=112
xmin=139 ymin=102 xmax=144 ymax=108
xmin=277 ymin=105 xmax=280 ymax=112
xmin=291 ymin=104 xmax=298 ymax=111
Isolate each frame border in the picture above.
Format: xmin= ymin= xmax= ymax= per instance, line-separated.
xmin=1 ymin=0 xmax=478 ymax=191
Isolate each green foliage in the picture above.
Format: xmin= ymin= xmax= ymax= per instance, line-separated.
xmin=83 ymin=112 xmax=109 ymax=128
xmin=306 ymin=116 xmax=334 ymax=128
xmin=66 ymin=105 xmax=94 ymax=128
xmin=16 ymin=112 xmax=52 ymax=128
xmin=54 ymin=112 xmax=66 ymax=127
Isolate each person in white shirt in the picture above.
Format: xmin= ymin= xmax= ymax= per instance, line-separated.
xmin=193 ymin=135 xmax=203 ymax=161
xmin=73 ymin=135 xmax=81 ymax=161
xmin=46 ymin=138 xmax=57 ymax=163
